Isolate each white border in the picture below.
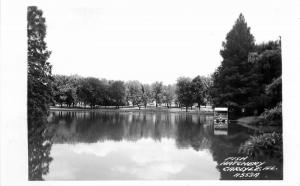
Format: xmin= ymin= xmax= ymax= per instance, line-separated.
xmin=1 ymin=0 xmax=300 ymax=186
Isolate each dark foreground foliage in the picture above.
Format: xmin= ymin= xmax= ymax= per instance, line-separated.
xmin=239 ymin=132 xmax=282 ymax=161
xmin=260 ymin=102 xmax=282 ymax=125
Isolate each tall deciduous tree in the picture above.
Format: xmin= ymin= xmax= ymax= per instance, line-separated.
xmin=141 ymin=84 xmax=152 ymax=108
xmin=76 ymin=78 xmax=91 ymax=107
xmin=201 ymin=75 xmax=213 ymax=106
xmin=85 ymin=77 xmax=107 ymax=108
xmin=110 ymin=80 xmax=126 ymax=108
xmin=126 ymin=81 xmax=143 ymax=109
xmin=246 ymin=40 xmax=281 ymax=113
xmin=151 ymin=81 xmax=163 ymax=107
xmin=176 ymin=77 xmax=193 ymax=112
xmin=191 ymin=76 xmax=205 ymax=109
xmin=162 ymin=85 xmax=175 ymax=108
xmin=53 ymin=75 xmax=79 ymax=107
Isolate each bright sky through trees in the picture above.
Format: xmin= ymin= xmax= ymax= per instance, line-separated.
xmin=28 ymin=0 xmax=282 ymax=84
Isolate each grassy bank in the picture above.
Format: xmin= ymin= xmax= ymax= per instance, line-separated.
xmin=237 ymin=116 xmax=282 ymax=126
xmin=236 ymin=116 xmax=262 ymax=125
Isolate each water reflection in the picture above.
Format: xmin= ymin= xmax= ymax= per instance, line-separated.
xmin=213 ymin=120 xmax=228 ymax=136
xmin=48 ymin=112 xmax=211 ymax=148
xmin=214 ymin=128 xmax=228 ymax=136
xmin=28 ymin=117 xmax=53 ymax=180
xmin=31 ymin=111 xmax=283 ymax=180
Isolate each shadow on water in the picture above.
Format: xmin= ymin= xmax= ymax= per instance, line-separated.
xmin=29 ymin=111 xmax=282 ymax=180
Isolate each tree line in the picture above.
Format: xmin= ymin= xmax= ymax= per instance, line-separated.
xmin=52 ymin=74 xmax=212 ymax=111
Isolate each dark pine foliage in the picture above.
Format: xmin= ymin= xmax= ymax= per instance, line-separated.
xmin=28 ymin=6 xmax=53 ymax=123
xmin=211 ymin=14 xmax=255 ymax=114
xmin=211 ymin=13 xmax=282 ymax=116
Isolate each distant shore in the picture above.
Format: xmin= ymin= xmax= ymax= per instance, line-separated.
xmin=50 ymin=106 xmax=214 ymax=114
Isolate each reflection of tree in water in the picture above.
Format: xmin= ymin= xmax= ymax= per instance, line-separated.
xmin=47 ymin=111 xmax=283 ymax=180
xmin=154 ymin=114 xmax=163 ymax=141
xmin=175 ymin=114 xmax=211 ymax=151
xmin=207 ymin=123 xmax=255 ymax=180
xmin=75 ymin=112 xmax=126 ymax=142
xmin=49 ymin=112 xmax=215 ymax=152
xmin=49 ymin=112 xmax=180 ymax=144
xmin=28 ymin=116 xmax=53 ymax=180
xmin=209 ymin=123 xmax=283 ymax=180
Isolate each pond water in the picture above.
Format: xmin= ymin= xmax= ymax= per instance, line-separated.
xmin=29 ymin=111 xmax=282 ymax=180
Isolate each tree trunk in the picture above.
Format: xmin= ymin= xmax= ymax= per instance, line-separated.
xmin=186 ymin=106 xmax=188 ymax=112
xmin=156 ymin=101 xmax=157 ymax=107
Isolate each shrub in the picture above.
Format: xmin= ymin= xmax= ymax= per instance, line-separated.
xmin=260 ymin=102 xmax=282 ymax=124
xmin=239 ymin=132 xmax=282 ymax=160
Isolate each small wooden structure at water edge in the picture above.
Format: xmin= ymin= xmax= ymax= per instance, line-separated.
xmin=213 ymin=107 xmax=228 ymax=129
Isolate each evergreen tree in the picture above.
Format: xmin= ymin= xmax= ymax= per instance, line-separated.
xmin=211 ymin=13 xmax=255 ymax=114
xmin=28 ymin=6 xmax=53 ymax=121
xmin=27 ymin=6 xmax=53 ymax=180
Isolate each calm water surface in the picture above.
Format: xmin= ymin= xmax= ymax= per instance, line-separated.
xmin=32 ymin=111 xmax=282 ymax=180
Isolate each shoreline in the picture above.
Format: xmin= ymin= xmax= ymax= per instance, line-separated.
xmin=50 ymin=106 xmax=214 ymax=115
xmin=236 ymin=116 xmax=262 ymax=125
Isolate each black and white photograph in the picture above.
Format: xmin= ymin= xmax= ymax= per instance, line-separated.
xmin=1 ymin=0 xmax=300 ymax=185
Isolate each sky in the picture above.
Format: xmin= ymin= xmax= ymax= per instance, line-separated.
xmin=28 ymin=0 xmax=283 ymax=84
